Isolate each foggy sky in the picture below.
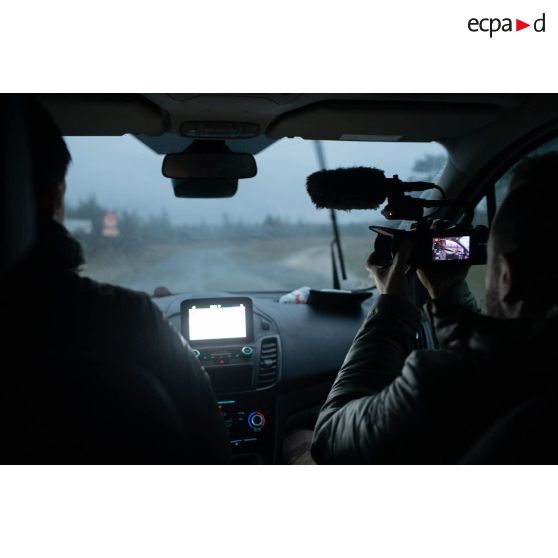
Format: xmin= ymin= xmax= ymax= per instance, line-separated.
xmin=64 ymin=135 xmax=446 ymax=226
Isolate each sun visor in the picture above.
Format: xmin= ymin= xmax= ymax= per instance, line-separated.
xmin=267 ymin=101 xmax=502 ymax=142
xmin=36 ymin=94 xmax=167 ymax=136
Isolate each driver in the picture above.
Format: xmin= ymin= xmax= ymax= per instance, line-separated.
xmin=2 ymin=96 xmax=230 ymax=463
xmin=311 ymin=152 xmax=558 ymax=464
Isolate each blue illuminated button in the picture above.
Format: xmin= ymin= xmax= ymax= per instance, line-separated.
xmin=241 ymin=346 xmax=254 ymax=357
xmin=248 ymin=411 xmax=266 ymax=431
xmin=192 ymin=349 xmax=201 ymax=359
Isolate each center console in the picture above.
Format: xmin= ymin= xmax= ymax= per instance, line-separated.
xmin=181 ymin=297 xmax=280 ymax=462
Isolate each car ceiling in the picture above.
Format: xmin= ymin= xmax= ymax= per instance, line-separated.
xmin=36 ymin=93 xmax=558 ymax=156
xmin=34 ymin=93 xmax=558 ymax=222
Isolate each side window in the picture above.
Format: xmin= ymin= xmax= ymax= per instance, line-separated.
xmin=466 ymin=201 xmax=492 ymax=312
xmin=466 ymin=135 xmax=558 ymax=312
xmin=467 ymin=198 xmax=489 ymax=310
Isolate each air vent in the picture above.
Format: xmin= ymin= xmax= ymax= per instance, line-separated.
xmin=257 ymin=337 xmax=279 ymax=389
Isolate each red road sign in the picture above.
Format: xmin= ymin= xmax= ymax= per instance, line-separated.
xmin=102 ymin=212 xmax=119 ymax=237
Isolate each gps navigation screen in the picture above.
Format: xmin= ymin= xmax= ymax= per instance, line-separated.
xmin=188 ymin=303 xmax=248 ymax=342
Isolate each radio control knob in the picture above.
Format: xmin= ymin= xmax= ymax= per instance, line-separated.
xmin=248 ymin=411 xmax=266 ymax=431
xmin=241 ymin=346 xmax=254 ymax=357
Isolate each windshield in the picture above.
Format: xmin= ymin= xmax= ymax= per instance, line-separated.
xmin=64 ymin=136 xmax=447 ymax=294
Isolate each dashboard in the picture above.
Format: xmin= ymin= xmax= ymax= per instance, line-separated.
xmin=153 ymin=291 xmax=375 ymax=463
xmin=153 ymin=291 xmax=434 ymax=464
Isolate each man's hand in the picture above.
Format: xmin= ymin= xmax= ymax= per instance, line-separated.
xmin=366 ymin=240 xmax=413 ymax=303
xmin=416 ymin=262 xmax=470 ymax=300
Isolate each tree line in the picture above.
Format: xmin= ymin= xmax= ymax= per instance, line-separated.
xmin=65 ymin=154 xmax=448 ymax=256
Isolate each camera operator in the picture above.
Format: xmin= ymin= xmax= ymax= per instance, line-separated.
xmin=311 ymin=152 xmax=558 ymax=464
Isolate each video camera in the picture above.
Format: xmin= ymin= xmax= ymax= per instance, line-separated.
xmin=306 ymin=166 xmax=488 ymax=268
xmin=371 ymin=223 xmax=488 ymax=268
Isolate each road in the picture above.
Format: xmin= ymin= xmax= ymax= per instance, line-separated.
xmin=117 ymin=244 xmax=332 ymax=294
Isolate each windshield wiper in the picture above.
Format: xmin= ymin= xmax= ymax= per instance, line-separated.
xmin=313 ymin=141 xmax=347 ymax=289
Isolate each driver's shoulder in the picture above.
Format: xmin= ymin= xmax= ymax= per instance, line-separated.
xmin=65 ymin=272 xmax=168 ymax=344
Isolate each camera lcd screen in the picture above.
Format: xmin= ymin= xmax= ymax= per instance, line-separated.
xmin=183 ymin=298 xmax=253 ymax=343
xmin=432 ymin=236 xmax=470 ymax=261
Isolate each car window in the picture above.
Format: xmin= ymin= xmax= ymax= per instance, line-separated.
xmin=467 ymin=134 xmax=558 ymax=311
xmin=63 ymin=136 xmax=446 ymax=294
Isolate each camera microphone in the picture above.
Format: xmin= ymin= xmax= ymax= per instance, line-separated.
xmin=306 ymin=167 xmax=437 ymax=211
xmin=305 ymin=165 xmax=487 ymax=268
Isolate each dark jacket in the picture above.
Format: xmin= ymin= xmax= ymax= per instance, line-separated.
xmin=311 ymin=282 xmax=558 ymax=464
xmin=1 ymin=219 xmax=230 ymax=464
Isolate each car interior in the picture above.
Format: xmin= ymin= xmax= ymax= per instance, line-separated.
xmin=3 ymin=93 xmax=558 ymax=464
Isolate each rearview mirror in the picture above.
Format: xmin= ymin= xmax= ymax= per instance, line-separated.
xmin=162 ymin=151 xmax=257 ymax=179
xmin=172 ymin=178 xmax=238 ymax=198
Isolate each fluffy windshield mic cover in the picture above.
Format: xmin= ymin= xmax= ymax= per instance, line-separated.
xmin=306 ymin=167 xmax=390 ymax=210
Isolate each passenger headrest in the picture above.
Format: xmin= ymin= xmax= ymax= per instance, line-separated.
xmin=0 ymin=95 xmax=36 ymax=274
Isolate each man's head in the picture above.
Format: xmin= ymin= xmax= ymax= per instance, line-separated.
xmin=25 ymin=96 xmax=71 ymax=221
xmin=485 ymin=151 xmax=558 ymax=319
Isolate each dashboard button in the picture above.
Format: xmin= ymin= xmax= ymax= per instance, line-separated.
xmin=192 ymin=349 xmax=201 ymax=359
xmin=241 ymin=346 xmax=254 ymax=357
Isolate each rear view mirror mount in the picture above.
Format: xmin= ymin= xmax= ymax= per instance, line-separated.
xmin=162 ymin=140 xmax=256 ymax=199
